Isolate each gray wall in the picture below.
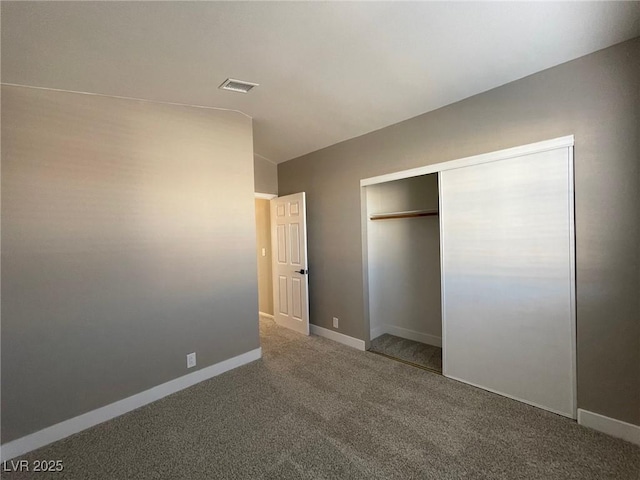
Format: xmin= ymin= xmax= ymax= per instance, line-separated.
xmin=254 ymin=155 xmax=278 ymax=195
xmin=1 ymin=85 xmax=259 ymax=442
xmin=367 ymin=175 xmax=441 ymax=344
xmin=278 ymin=38 xmax=640 ymax=426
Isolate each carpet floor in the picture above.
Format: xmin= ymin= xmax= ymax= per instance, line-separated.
xmin=4 ymin=318 xmax=639 ymax=479
xmin=369 ymin=333 xmax=442 ymax=373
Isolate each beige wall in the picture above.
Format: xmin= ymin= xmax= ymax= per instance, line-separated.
xmin=1 ymin=85 xmax=258 ymax=442
xmin=255 ymin=198 xmax=273 ymax=315
xmin=278 ymin=38 xmax=640 ymax=426
xmin=254 ymin=155 xmax=278 ymax=195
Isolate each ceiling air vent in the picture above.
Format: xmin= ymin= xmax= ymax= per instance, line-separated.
xmin=218 ymin=78 xmax=259 ymax=94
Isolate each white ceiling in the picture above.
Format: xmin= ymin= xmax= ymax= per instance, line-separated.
xmin=2 ymin=2 xmax=639 ymax=164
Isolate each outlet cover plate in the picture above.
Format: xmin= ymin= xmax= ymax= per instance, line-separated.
xmin=187 ymin=352 xmax=196 ymax=368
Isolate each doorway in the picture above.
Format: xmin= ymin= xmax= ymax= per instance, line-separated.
xmin=365 ymin=174 xmax=442 ymax=373
xmin=255 ymin=193 xmax=277 ymax=322
xmin=255 ymin=192 xmax=311 ymax=337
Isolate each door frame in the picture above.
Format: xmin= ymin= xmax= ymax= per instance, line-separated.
xmin=359 ymin=135 xmax=576 ymax=417
xmin=255 ymin=192 xmax=277 ymax=200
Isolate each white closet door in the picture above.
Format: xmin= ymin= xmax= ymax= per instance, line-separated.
xmin=440 ymin=148 xmax=576 ymax=418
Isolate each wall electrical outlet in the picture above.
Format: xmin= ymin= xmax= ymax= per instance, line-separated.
xmin=332 ymin=317 xmax=339 ymax=329
xmin=186 ymin=352 xmax=196 ymax=369
xmin=261 ymin=247 xmax=266 ymax=257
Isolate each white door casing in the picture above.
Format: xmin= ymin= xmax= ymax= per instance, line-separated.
xmin=271 ymin=193 xmax=310 ymax=335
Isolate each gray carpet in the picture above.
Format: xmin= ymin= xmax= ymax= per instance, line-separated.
xmin=369 ymin=333 xmax=442 ymax=373
xmin=3 ymin=318 xmax=639 ymax=479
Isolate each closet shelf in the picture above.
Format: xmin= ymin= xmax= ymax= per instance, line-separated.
xmin=369 ymin=209 xmax=439 ymax=220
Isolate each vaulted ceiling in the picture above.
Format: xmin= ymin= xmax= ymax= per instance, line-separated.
xmin=3 ymin=2 xmax=639 ymax=163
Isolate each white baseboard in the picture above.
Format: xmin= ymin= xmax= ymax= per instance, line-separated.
xmin=259 ymin=311 xmax=274 ymax=320
xmin=578 ymin=409 xmax=640 ymax=446
xmin=310 ymin=324 xmax=366 ymax=351
xmin=0 ymin=347 xmax=262 ymax=461
xmin=370 ymin=324 xmax=442 ymax=348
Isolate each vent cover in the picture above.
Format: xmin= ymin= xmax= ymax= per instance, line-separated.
xmin=218 ymin=78 xmax=259 ymax=94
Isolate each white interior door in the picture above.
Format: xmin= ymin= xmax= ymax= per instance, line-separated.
xmin=271 ymin=193 xmax=310 ymax=335
xmin=440 ymin=147 xmax=576 ymax=418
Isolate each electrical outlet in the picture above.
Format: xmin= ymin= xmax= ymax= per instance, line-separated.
xmin=261 ymin=248 xmax=266 ymax=257
xmin=186 ymin=352 xmax=196 ymax=369
xmin=332 ymin=317 xmax=339 ymax=329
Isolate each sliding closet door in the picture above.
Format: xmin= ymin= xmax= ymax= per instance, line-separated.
xmin=440 ymin=147 xmax=575 ymax=418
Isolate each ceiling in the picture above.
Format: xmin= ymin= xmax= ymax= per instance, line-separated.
xmin=2 ymin=2 xmax=639 ymax=164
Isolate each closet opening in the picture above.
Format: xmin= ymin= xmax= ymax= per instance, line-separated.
xmin=360 ymin=136 xmax=577 ymax=418
xmin=364 ymin=173 xmax=442 ymax=373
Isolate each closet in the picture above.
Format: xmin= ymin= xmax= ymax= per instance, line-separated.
xmin=362 ymin=137 xmax=576 ymax=418
xmin=366 ymin=173 xmax=442 ymax=373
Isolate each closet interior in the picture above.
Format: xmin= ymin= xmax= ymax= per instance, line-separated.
xmin=365 ymin=173 xmax=442 ymax=373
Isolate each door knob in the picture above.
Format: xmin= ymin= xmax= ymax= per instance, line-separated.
xmin=295 ymin=269 xmax=308 ymax=275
